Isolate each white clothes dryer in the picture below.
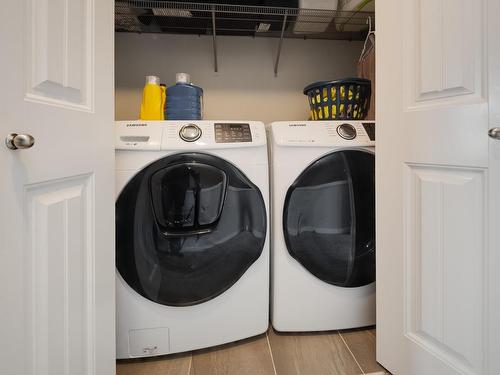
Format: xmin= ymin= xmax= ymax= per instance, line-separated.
xmin=270 ymin=120 xmax=376 ymax=332
xmin=115 ymin=121 xmax=269 ymax=358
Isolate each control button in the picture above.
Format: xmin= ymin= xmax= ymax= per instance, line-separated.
xmin=336 ymin=123 xmax=357 ymax=140
xmin=179 ymin=124 xmax=202 ymax=142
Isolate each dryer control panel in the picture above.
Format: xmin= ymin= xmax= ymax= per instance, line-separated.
xmin=271 ymin=121 xmax=375 ymax=147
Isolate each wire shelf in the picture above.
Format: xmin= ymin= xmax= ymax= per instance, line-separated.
xmin=116 ymin=1 xmax=374 ymax=40
xmin=115 ymin=1 xmax=375 ymax=75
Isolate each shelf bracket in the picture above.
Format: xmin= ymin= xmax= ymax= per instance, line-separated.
xmin=211 ymin=6 xmax=218 ymax=73
xmin=274 ymin=10 xmax=288 ymax=77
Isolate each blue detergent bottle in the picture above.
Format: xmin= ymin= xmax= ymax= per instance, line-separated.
xmin=166 ymin=73 xmax=203 ymax=120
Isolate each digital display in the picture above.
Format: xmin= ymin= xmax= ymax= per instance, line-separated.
xmin=362 ymin=122 xmax=375 ymax=141
xmin=214 ymin=123 xmax=252 ymax=143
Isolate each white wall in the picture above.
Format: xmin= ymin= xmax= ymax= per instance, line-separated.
xmin=115 ymin=33 xmax=362 ymax=124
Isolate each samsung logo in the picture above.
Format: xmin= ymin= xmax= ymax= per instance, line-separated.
xmin=289 ymin=123 xmax=307 ymax=127
xmin=126 ymin=123 xmax=147 ymax=127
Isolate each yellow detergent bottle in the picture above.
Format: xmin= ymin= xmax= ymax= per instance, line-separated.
xmin=140 ymin=75 xmax=165 ymax=120
xmin=160 ymin=84 xmax=167 ymax=119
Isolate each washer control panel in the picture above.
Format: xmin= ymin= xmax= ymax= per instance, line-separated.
xmin=115 ymin=121 xmax=266 ymax=150
xmin=336 ymin=123 xmax=357 ymax=140
xmin=179 ymin=124 xmax=202 ymax=142
xmin=214 ymin=123 xmax=252 ymax=143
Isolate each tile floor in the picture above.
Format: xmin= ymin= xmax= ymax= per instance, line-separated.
xmin=117 ymin=326 xmax=389 ymax=375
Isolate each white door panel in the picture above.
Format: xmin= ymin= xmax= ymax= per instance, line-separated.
xmin=0 ymin=1 xmax=115 ymax=374
xmin=377 ymin=0 xmax=497 ymax=374
xmin=487 ymin=0 xmax=500 ymax=374
xmin=404 ymin=0 xmax=483 ymax=103
xmin=26 ymin=0 xmax=93 ymax=110
xmin=25 ymin=175 xmax=94 ymax=375
xmin=405 ymin=165 xmax=485 ymax=374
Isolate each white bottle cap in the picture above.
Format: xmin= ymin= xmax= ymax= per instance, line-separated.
xmin=145 ymin=75 xmax=160 ymax=85
xmin=176 ymin=73 xmax=191 ymax=84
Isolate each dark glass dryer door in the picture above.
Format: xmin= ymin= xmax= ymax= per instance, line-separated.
xmin=116 ymin=153 xmax=267 ymax=306
xmin=283 ymin=150 xmax=375 ymax=287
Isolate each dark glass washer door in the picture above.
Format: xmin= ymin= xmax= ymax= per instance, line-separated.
xmin=283 ymin=150 xmax=375 ymax=288
xmin=116 ymin=153 xmax=267 ymax=306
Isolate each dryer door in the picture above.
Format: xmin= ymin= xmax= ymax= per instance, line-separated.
xmin=116 ymin=153 xmax=267 ymax=306
xmin=283 ymin=150 xmax=375 ymax=287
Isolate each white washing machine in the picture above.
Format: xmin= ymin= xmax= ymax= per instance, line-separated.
xmin=270 ymin=120 xmax=376 ymax=332
xmin=115 ymin=120 xmax=269 ymax=358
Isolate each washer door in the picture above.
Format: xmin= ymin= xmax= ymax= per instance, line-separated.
xmin=116 ymin=153 xmax=267 ymax=306
xmin=283 ymin=150 xmax=375 ymax=287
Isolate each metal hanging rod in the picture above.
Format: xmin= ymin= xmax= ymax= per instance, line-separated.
xmin=274 ymin=10 xmax=287 ymax=77
xmin=211 ymin=5 xmax=218 ymax=73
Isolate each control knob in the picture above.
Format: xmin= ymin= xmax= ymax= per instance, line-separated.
xmin=337 ymin=123 xmax=357 ymax=140
xmin=179 ymin=124 xmax=202 ymax=142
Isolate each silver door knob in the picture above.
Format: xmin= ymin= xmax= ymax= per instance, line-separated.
xmin=489 ymin=127 xmax=500 ymax=140
xmin=5 ymin=133 xmax=35 ymax=150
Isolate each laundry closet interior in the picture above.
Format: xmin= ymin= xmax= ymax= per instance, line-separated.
xmin=114 ymin=1 xmax=381 ymax=374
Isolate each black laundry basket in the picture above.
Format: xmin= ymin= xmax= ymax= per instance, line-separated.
xmin=304 ymin=78 xmax=371 ymax=120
